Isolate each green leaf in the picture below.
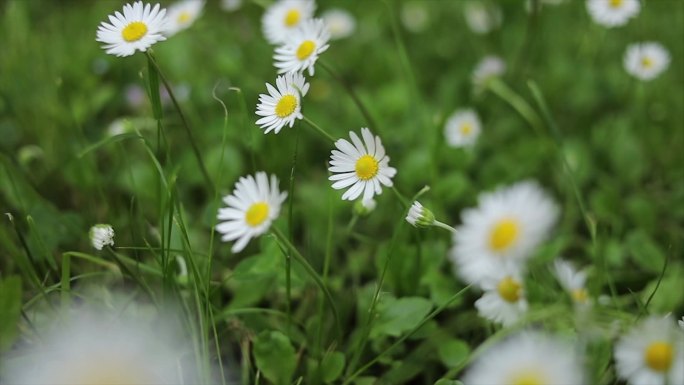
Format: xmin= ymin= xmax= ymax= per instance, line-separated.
xmin=434 ymin=380 xmax=463 ymax=385
xmin=641 ymin=264 xmax=684 ymax=313
xmin=0 ymin=276 xmax=22 ymax=352
xmin=626 ymin=230 xmax=666 ymax=274
xmin=371 ymin=296 xmax=433 ymax=338
xmin=437 ymin=339 xmax=470 ymax=368
xmin=321 ymin=351 xmax=346 ymax=383
xmin=253 ymin=330 xmax=297 ymax=385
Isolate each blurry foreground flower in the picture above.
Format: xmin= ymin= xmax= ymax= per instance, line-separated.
xmin=679 ymin=317 xmax=684 ymax=330
xmin=274 ymin=18 xmax=330 ymax=76
xmin=586 ymin=0 xmax=640 ymax=28
xmin=554 ymin=259 xmax=591 ymax=306
xmin=354 ymin=198 xmax=377 ymax=216
xmin=256 ymin=72 xmax=310 ymax=134
xmin=474 ymin=264 xmax=528 ymax=326
xmin=96 ymin=1 xmax=168 ymax=57
xmin=444 ymin=109 xmax=481 ymax=148
xmin=90 ymin=224 xmax=115 ymax=250
xmin=221 ymin=0 xmax=242 ymax=12
xmin=614 ymin=316 xmax=684 ymax=385
xmin=400 ymin=2 xmax=429 ymax=33
xmin=472 ymin=55 xmax=506 ymax=91
xmin=217 ymin=172 xmax=287 ymax=253
xmin=165 ymin=0 xmax=204 ymax=36
xmin=449 ymin=181 xmax=558 ymax=285
xmin=262 ymin=0 xmax=316 ymax=45
xmin=329 ymin=128 xmax=397 ymax=201
xmin=624 ymin=42 xmax=670 ymax=81
xmin=462 ymin=331 xmax=585 ymax=384
xmin=464 ymin=1 xmax=502 ymax=34
xmin=322 ymin=9 xmax=356 ymax=40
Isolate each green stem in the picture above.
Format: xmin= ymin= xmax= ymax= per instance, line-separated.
xmin=319 ymin=60 xmax=377 ymax=130
xmin=285 ymin=124 xmax=301 ymax=337
xmin=302 ymin=115 xmax=336 ymax=142
xmin=433 ymin=220 xmax=457 ymax=234
xmin=487 ymin=78 xmax=544 ymax=135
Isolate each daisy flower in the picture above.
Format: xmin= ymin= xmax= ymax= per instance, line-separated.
xmin=614 ymin=316 xmax=684 ymax=385
xmin=90 ymin=224 xmax=115 ymax=250
xmin=216 ymin=172 xmax=287 ymax=253
xmin=462 ymin=331 xmax=585 ymax=385
xmin=472 ymin=55 xmax=506 ymax=91
xmin=406 ymin=201 xmax=435 ymax=228
xmin=449 ymin=180 xmax=559 ymax=285
xmin=221 ymin=0 xmax=243 ymax=12
xmin=553 ymin=259 xmax=591 ymax=306
xmin=624 ymin=42 xmax=671 ymax=81
xmin=474 ymin=263 xmax=528 ymax=326
xmin=96 ymin=1 xmax=168 ymax=57
xmin=329 ymin=128 xmax=397 ymax=202
xmin=262 ymin=0 xmax=316 ymax=45
xmin=255 ymin=72 xmax=310 ymax=134
xmin=464 ymin=1 xmax=502 ymax=34
xmin=321 ymin=9 xmax=356 ymax=40
xmin=274 ymin=18 xmax=330 ymax=76
xmin=165 ymin=0 xmax=205 ymax=37
xmin=444 ymin=109 xmax=482 ymax=148
xmin=586 ymin=0 xmax=640 ymax=28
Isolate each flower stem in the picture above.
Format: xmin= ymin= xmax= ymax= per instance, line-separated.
xmin=487 ymin=78 xmax=544 ymax=136
xmin=319 ymin=60 xmax=378 ymax=130
xmin=302 ymin=115 xmax=336 ymax=142
xmin=433 ymin=220 xmax=457 ymax=234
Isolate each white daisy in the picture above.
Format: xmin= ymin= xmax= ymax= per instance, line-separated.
xmin=96 ymin=2 xmax=168 ymax=57
xmin=216 ymin=172 xmax=287 ymax=253
xmin=614 ymin=316 xmax=684 ymax=385
xmin=221 ymin=0 xmax=243 ymax=12
xmin=90 ymin=224 xmax=115 ymax=250
xmin=474 ymin=263 xmax=528 ymax=326
xmin=464 ymin=1 xmax=502 ymax=35
xmin=274 ymin=18 xmax=330 ymax=76
xmin=624 ymin=42 xmax=671 ymax=81
xmin=586 ymin=0 xmax=640 ymax=28
xmin=262 ymin=0 xmax=316 ymax=45
xmin=255 ymin=72 xmax=310 ymax=134
xmin=462 ymin=331 xmax=585 ymax=385
xmin=406 ymin=201 xmax=435 ymax=228
xmin=444 ymin=109 xmax=482 ymax=148
xmin=328 ymin=128 xmax=397 ymax=202
xmin=321 ymin=9 xmax=356 ymax=40
xmin=165 ymin=0 xmax=204 ymax=37
xmin=472 ymin=55 xmax=506 ymax=90
xmin=449 ymin=180 xmax=559 ymax=286
xmin=553 ymin=259 xmax=591 ymax=306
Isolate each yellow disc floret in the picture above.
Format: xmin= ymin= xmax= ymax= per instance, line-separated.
xmin=510 ymin=370 xmax=547 ymax=385
xmin=460 ymin=123 xmax=473 ymax=136
xmin=275 ymin=94 xmax=298 ymax=118
xmin=284 ymin=9 xmax=301 ymax=27
xmin=571 ymin=288 xmax=589 ymax=303
xmin=641 ymin=56 xmax=654 ymax=69
xmin=122 ymin=21 xmax=148 ymax=42
xmin=245 ymin=202 xmax=270 ymax=227
xmin=497 ymin=276 xmax=522 ymax=303
xmin=644 ymin=341 xmax=674 ymax=372
xmin=489 ymin=219 xmax=520 ymax=252
xmin=609 ymin=0 xmax=624 ymax=7
xmin=355 ymin=155 xmax=379 ymax=181
xmin=177 ymin=11 xmax=192 ymax=24
xmin=296 ymin=40 xmax=316 ymax=60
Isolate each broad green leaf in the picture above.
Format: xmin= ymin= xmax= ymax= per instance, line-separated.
xmin=253 ymin=330 xmax=296 ymax=385
xmin=371 ymin=296 xmax=433 ymax=338
xmin=626 ymin=230 xmax=666 ymax=274
xmin=321 ymin=351 xmax=346 ymax=383
xmin=437 ymin=339 xmax=470 ymax=368
xmin=0 ymin=276 xmax=22 ymax=352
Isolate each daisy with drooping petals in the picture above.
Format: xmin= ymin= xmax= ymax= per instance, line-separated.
xmin=255 ymin=72 xmax=310 ymax=134
xmin=624 ymin=42 xmax=670 ymax=81
xmin=96 ymin=2 xmax=168 ymax=57
xmin=444 ymin=109 xmax=482 ymax=148
xmin=165 ymin=0 xmax=205 ymax=37
xmin=322 ymin=9 xmax=356 ymax=40
xmin=406 ymin=201 xmax=435 ymax=228
xmin=329 ymin=128 xmax=397 ymax=202
xmin=90 ymin=224 xmax=115 ymax=250
xmin=449 ymin=180 xmax=559 ymax=285
xmin=614 ymin=316 xmax=684 ymax=385
xmin=586 ymin=0 xmax=640 ymax=28
xmin=554 ymin=259 xmax=591 ymax=306
xmin=474 ymin=263 xmax=528 ymax=326
xmin=216 ymin=172 xmax=287 ymax=253
xmin=274 ymin=18 xmax=330 ymax=76
xmin=472 ymin=55 xmax=506 ymax=91
xmin=262 ymin=0 xmax=316 ymax=45
xmin=462 ymin=331 xmax=585 ymax=385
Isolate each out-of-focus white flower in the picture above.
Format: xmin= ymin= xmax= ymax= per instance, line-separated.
xmin=90 ymin=224 xmax=115 ymax=250
xmin=474 ymin=263 xmax=528 ymax=326
xmin=96 ymin=2 xmax=168 ymax=57
xmin=221 ymin=0 xmax=242 ymax=12
xmin=624 ymin=42 xmax=670 ymax=81
xmin=464 ymin=1 xmax=502 ymax=34
xmin=321 ymin=9 xmax=356 ymax=40
xmin=262 ymin=0 xmax=316 ymax=45
xmin=400 ymin=1 xmax=429 ymax=33
xmin=472 ymin=55 xmax=506 ymax=91
xmin=165 ymin=0 xmax=204 ymax=36
xmin=274 ymin=18 xmax=330 ymax=76
xmin=553 ymin=259 xmax=591 ymax=306
xmin=354 ymin=198 xmax=377 ymax=216
xmin=586 ymin=0 xmax=640 ymax=28
xmin=444 ymin=109 xmax=482 ymax=148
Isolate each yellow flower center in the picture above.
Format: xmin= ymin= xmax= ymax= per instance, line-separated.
xmin=245 ymin=202 xmax=270 ymax=227
xmin=489 ymin=219 xmax=520 ymax=252
xmin=460 ymin=123 xmax=473 ymax=136
xmin=497 ymin=276 xmax=522 ymax=303
xmin=355 ymin=155 xmax=379 ymax=181
xmin=644 ymin=341 xmax=674 ymax=372
xmin=609 ymin=0 xmax=624 ymax=8
xmin=121 ymin=21 xmax=148 ymax=42
xmin=510 ymin=370 xmax=547 ymax=385
xmin=296 ymin=40 xmax=316 ymax=60
xmin=641 ymin=57 xmax=654 ymax=69
xmin=275 ymin=94 xmax=297 ymax=118
xmin=284 ymin=9 xmax=301 ymax=27
xmin=177 ymin=11 xmax=192 ymax=24
xmin=571 ymin=288 xmax=589 ymax=303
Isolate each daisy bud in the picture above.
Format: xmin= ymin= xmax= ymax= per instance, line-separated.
xmin=90 ymin=224 xmax=115 ymax=251
xmin=406 ymin=201 xmax=435 ymax=228
xmin=354 ymin=198 xmax=376 ymax=216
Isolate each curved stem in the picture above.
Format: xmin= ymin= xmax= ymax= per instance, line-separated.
xmin=302 ymin=115 xmax=336 ymax=142
xmin=433 ymin=220 xmax=457 ymax=234
xmin=318 ymin=60 xmax=378 ymax=130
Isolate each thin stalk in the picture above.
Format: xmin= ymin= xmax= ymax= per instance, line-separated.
xmin=318 ymin=60 xmax=377 ymax=130
xmin=315 ymin=187 xmax=335 ymax=356
xmin=285 ymin=124 xmax=302 ymax=337
xmin=302 ymin=115 xmax=336 ymax=142
xmin=487 ymin=78 xmax=544 ymax=135
xmin=433 ymin=220 xmax=458 ymax=234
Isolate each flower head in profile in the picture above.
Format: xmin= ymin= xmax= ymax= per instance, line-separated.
xmin=165 ymin=0 xmax=205 ymax=36
xmin=256 ymin=72 xmax=310 ymax=134
xmin=472 ymin=55 xmax=506 ymax=91
xmin=354 ymin=198 xmax=377 ymax=216
xmin=217 ymin=172 xmax=287 ymax=253
xmin=444 ymin=109 xmax=482 ymax=148
xmin=624 ymin=42 xmax=670 ymax=81
xmin=586 ymin=0 xmax=640 ymax=27
xmin=262 ymin=0 xmax=316 ymax=45
xmin=464 ymin=1 xmax=502 ymax=34
xmin=553 ymin=259 xmax=591 ymax=306
xmin=90 ymin=224 xmax=115 ymax=250
xmin=96 ymin=2 xmax=168 ymax=57
xmin=329 ymin=128 xmax=397 ymax=201
xmin=406 ymin=201 xmax=435 ymax=228
xmin=474 ymin=263 xmax=528 ymax=326
xmin=322 ymin=9 xmax=356 ymax=40
xmin=274 ymin=18 xmax=330 ymax=76
xmin=462 ymin=331 xmax=585 ymax=385
xmin=614 ymin=316 xmax=684 ymax=385
xmin=449 ymin=180 xmax=559 ymax=285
